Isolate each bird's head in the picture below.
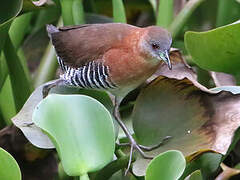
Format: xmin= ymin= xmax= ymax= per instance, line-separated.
xmin=139 ymin=26 xmax=172 ymax=69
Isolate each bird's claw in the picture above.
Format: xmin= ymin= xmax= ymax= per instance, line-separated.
xmin=119 ymin=136 xmax=172 ymax=175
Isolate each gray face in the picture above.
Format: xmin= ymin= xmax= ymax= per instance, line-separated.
xmin=141 ymin=26 xmax=172 ymax=69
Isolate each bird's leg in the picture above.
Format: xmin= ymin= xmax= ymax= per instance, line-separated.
xmin=42 ymin=79 xmax=65 ymax=98
xmin=116 ymin=135 xmax=171 ymax=152
xmin=113 ymin=97 xmax=153 ymax=174
xmin=113 ymin=97 xmax=172 ymax=174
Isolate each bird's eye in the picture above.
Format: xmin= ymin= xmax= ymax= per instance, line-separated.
xmin=152 ymin=43 xmax=160 ymax=49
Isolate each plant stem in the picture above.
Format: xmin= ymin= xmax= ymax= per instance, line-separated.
xmin=80 ymin=173 xmax=90 ymax=180
xmin=94 ymin=154 xmax=136 ymax=180
xmin=169 ymin=0 xmax=205 ymax=39
xmin=33 ymin=43 xmax=58 ymax=87
xmin=72 ymin=0 xmax=85 ymax=24
xmin=157 ymin=0 xmax=174 ymax=28
xmin=112 ymin=0 xmax=127 ymax=23
xmin=60 ymin=0 xmax=74 ymax=25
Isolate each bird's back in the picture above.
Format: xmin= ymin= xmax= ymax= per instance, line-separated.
xmin=47 ymin=23 xmax=139 ymax=68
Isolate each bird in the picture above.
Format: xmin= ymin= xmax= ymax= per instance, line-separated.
xmin=45 ymin=23 xmax=172 ymax=173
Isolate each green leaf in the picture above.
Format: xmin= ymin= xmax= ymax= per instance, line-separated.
xmin=32 ymin=94 xmax=115 ymax=176
xmin=112 ymin=0 xmax=127 ymax=23
xmin=0 ymin=0 xmax=23 ymax=51
xmin=132 ymin=77 xmax=240 ymax=176
xmin=0 ymin=77 xmax=17 ymax=125
xmin=12 ymin=82 xmax=117 ymax=149
xmin=0 ymin=148 xmax=21 ymax=180
xmin=146 ymin=150 xmax=186 ymax=180
xmin=181 ymin=152 xmax=222 ymax=179
xmin=216 ymin=0 xmax=240 ymax=27
xmin=3 ymin=35 xmax=31 ymax=112
xmin=188 ymin=170 xmax=202 ymax=180
xmin=184 ymin=22 xmax=240 ymax=74
xmin=169 ymin=0 xmax=205 ymax=39
xmin=156 ymin=0 xmax=173 ymax=28
xmin=9 ymin=12 xmax=33 ymax=49
xmin=60 ymin=0 xmax=74 ymax=25
xmin=72 ymin=0 xmax=85 ymax=24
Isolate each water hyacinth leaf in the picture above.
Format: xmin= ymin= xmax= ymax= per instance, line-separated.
xmin=12 ymin=80 xmax=115 ymax=149
xmin=132 ymin=77 xmax=240 ymax=176
xmin=185 ymin=22 xmax=240 ymax=74
xmin=32 ymin=94 xmax=115 ymax=176
xmin=181 ymin=152 xmax=222 ymax=179
xmin=188 ymin=170 xmax=202 ymax=180
xmin=146 ymin=150 xmax=186 ymax=180
xmin=12 ymin=81 xmax=57 ymax=148
xmin=0 ymin=148 xmax=21 ymax=180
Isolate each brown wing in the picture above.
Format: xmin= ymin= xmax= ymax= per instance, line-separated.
xmin=48 ymin=23 xmax=138 ymax=68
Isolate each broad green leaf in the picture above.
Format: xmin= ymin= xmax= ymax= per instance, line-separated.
xmin=156 ymin=0 xmax=173 ymax=28
xmin=184 ymin=22 xmax=240 ymax=74
xmin=112 ymin=0 xmax=127 ymax=23
xmin=146 ymin=150 xmax=186 ymax=180
xmin=33 ymin=94 xmax=115 ymax=176
xmin=0 ymin=0 xmax=23 ymax=51
xmin=188 ymin=170 xmax=202 ymax=180
xmin=216 ymin=0 xmax=240 ymax=27
xmin=0 ymin=148 xmax=21 ymax=180
xmin=132 ymin=77 xmax=240 ymax=176
xmin=0 ymin=54 xmax=8 ymax=89
xmin=181 ymin=152 xmax=222 ymax=179
xmin=9 ymin=12 xmax=33 ymax=49
xmin=12 ymin=81 xmax=116 ymax=149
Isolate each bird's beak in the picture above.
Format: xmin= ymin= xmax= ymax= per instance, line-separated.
xmin=159 ymin=50 xmax=172 ymax=70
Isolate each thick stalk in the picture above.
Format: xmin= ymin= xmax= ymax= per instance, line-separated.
xmin=169 ymin=0 xmax=205 ymax=39
xmin=79 ymin=173 xmax=89 ymax=180
xmin=157 ymin=0 xmax=174 ymax=28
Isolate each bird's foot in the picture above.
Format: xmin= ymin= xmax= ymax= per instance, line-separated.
xmin=118 ymin=136 xmax=172 ymax=175
xmin=42 ymin=79 xmax=65 ymax=98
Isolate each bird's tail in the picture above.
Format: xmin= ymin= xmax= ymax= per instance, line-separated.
xmin=46 ymin=24 xmax=59 ymax=39
xmin=46 ymin=24 xmax=66 ymax=72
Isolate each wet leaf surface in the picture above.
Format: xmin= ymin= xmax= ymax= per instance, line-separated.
xmin=146 ymin=150 xmax=185 ymax=180
xmin=32 ymin=94 xmax=115 ymax=176
xmin=132 ymin=76 xmax=240 ymax=176
xmin=12 ymin=81 xmax=116 ymax=149
xmin=185 ymin=21 xmax=240 ymax=74
xmin=0 ymin=147 xmax=21 ymax=180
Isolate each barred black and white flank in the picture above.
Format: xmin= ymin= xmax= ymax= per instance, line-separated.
xmin=58 ymin=57 xmax=117 ymax=89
